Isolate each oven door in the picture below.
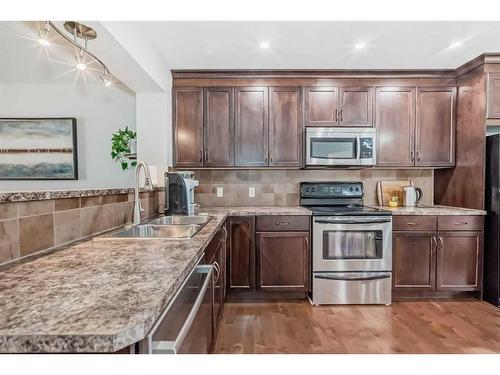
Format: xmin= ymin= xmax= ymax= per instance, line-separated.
xmin=312 ymin=216 xmax=392 ymax=272
xmin=306 ymin=129 xmax=360 ymax=166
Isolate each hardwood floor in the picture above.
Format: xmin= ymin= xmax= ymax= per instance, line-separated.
xmin=213 ymin=299 xmax=500 ymax=354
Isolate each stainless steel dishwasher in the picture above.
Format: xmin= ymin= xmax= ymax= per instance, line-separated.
xmin=139 ymin=257 xmax=214 ymax=354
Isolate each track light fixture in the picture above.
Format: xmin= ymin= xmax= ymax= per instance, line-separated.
xmin=38 ymin=21 xmax=115 ymax=87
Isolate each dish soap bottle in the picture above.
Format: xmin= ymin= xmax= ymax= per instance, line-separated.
xmin=388 ymin=194 xmax=399 ymax=208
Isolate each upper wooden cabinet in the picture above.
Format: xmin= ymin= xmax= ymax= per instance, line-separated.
xmin=305 ymin=87 xmax=339 ymax=127
xmin=305 ymin=86 xmax=373 ymax=127
xmin=375 ymin=87 xmax=416 ymax=167
xmin=204 ymin=87 xmax=234 ymax=166
xmin=339 ymin=86 xmax=373 ymax=127
xmin=234 ymin=87 xmax=269 ymax=166
xmin=487 ymin=73 xmax=500 ymax=119
xmin=173 ymin=87 xmax=204 ymax=167
xmin=375 ymin=86 xmax=456 ymax=167
xmin=416 ymin=87 xmax=456 ymax=167
xmin=269 ymin=87 xmax=303 ymax=167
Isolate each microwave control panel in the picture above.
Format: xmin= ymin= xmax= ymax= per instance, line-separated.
xmin=360 ymin=138 xmax=374 ymax=159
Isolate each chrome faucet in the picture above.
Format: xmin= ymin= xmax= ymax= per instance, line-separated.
xmin=133 ymin=161 xmax=154 ymax=225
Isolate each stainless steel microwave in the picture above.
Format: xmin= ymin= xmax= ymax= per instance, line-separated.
xmin=305 ymin=127 xmax=376 ymax=167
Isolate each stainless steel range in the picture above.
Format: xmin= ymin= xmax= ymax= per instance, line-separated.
xmin=301 ymin=181 xmax=392 ymax=305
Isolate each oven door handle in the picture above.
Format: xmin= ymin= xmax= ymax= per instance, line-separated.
xmin=314 ymin=272 xmax=391 ymax=281
xmin=314 ymin=218 xmax=391 ymax=224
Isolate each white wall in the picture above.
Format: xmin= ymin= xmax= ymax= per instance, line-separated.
xmin=0 ymin=83 xmax=136 ymax=191
xmin=136 ymin=89 xmax=172 ymax=186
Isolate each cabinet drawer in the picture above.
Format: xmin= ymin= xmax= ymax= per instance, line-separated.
xmin=256 ymin=216 xmax=310 ymax=231
xmin=393 ymin=215 xmax=437 ymax=231
xmin=438 ymin=216 xmax=484 ymax=231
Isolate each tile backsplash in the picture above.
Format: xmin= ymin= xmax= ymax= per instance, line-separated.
xmin=0 ymin=191 xmax=162 ymax=265
xmin=194 ymin=169 xmax=434 ymax=207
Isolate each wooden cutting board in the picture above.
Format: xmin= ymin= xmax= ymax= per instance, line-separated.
xmin=376 ymin=180 xmax=414 ymax=206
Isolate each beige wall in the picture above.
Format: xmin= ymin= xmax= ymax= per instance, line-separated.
xmin=194 ymin=169 xmax=433 ymax=207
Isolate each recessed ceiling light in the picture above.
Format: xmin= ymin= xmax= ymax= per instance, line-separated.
xmin=259 ymin=41 xmax=270 ymax=49
xmin=449 ymin=41 xmax=464 ymax=49
xmin=37 ymin=37 xmax=50 ymax=46
xmin=76 ymin=63 xmax=87 ymax=71
xmin=354 ymin=42 xmax=367 ymax=50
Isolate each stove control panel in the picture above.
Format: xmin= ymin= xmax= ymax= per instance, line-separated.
xmin=300 ymin=182 xmax=364 ymax=199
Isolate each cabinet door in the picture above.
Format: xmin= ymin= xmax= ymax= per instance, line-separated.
xmin=375 ymin=87 xmax=416 ymax=167
xmin=204 ymin=87 xmax=234 ymax=166
xmin=436 ymin=231 xmax=483 ymax=291
xmin=173 ymin=87 xmax=204 ymax=167
xmin=234 ymin=87 xmax=269 ymax=166
xmin=269 ymin=87 xmax=303 ymax=167
xmin=487 ymin=73 xmax=500 ymax=119
xmin=416 ymin=87 xmax=456 ymax=167
xmin=256 ymin=231 xmax=310 ymax=292
xmin=212 ymin=236 xmax=225 ymax=335
xmin=304 ymin=87 xmax=339 ymax=127
xmin=393 ymin=231 xmax=436 ymax=291
xmin=227 ymin=217 xmax=255 ymax=291
xmin=339 ymin=86 xmax=373 ymax=127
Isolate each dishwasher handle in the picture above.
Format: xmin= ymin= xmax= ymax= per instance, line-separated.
xmin=144 ymin=262 xmax=213 ymax=354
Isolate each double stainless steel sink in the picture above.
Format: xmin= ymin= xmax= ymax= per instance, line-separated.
xmin=109 ymin=215 xmax=213 ymax=239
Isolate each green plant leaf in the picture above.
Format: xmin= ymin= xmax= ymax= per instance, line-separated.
xmin=121 ymin=161 xmax=128 ymax=170
xmin=131 ymin=161 xmax=137 ymax=167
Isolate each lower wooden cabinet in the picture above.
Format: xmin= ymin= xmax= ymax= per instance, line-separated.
xmin=436 ymin=231 xmax=483 ymax=291
xmin=393 ymin=215 xmax=484 ymax=296
xmin=226 ymin=215 xmax=311 ymax=298
xmin=256 ymin=232 xmax=310 ymax=292
xmin=393 ymin=231 xmax=436 ymax=291
xmin=205 ymin=225 xmax=227 ymax=349
xmin=226 ymin=217 xmax=255 ymax=292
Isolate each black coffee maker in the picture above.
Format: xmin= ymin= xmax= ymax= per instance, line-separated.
xmin=165 ymin=172 xmax=199 ymax=215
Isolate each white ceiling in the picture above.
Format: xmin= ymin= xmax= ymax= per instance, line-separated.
xmin=2 ymin=21 xmax=500 ymax=87
xmin=135 ymin=21 xmax=500 ymax=70
xmin=0 ymin=22 xmax=109 ymax=85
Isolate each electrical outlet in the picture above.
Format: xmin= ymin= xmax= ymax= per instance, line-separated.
xmin=216 ymin=187 xmax=224 ymax=198
xmin=249 ymin=187 xmax=255 ymax=198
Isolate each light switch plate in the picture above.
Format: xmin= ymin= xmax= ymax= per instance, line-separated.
xmin=249 ymin=187 xmax=255 ymax=198
xmin=216 ymin=187 xmax=224 ymax=197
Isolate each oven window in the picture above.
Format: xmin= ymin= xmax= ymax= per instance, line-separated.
xmin=322 ymin=230 xmax=383 ymax=259
xmin=310 ymin=138 xmax=356 ymax=159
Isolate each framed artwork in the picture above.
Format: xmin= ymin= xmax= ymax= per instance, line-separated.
xmin=0 ymin=118 xmax=78 ymax=180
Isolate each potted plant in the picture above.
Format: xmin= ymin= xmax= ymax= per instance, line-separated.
xmin=111 ymin=126 xmax=137 ymax=170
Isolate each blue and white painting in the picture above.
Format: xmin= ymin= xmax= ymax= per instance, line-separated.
xmin=0 ymin=118 xmax=78 ymax=180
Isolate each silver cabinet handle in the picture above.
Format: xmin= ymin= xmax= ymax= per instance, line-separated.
xmin=204 ymin=149 xmax=208 ymax=163
xmin=407 ymin=222 xmax=421 ymax=226
xmin=438 ymin=236 xmax=444 ymax=250
xmin=432 ymin=236 xmax=437 ymax=252
xmin=199 ymin=150 xmax=203 ymax=163
xmin=339 ymin=109 xmax=343 ymax=122
xmin=416 ymin=150 xmax=421 ymax=161
xmin=221 ymin=226 xmax=228 ymax=241
xmin=335 ymin=109 xmax=338 ymax=122
xmin=213 ymin=261 xmax=220 ymax=284
xmin=410 ymin=150 xmax=415 ymax=162
xmin=275 ymin=221 xmax=290 ymax=226
xmin=305 ymin=236 xmax=309 ymax=249
xmin=454 ymin=222 xmax=469 ymax=225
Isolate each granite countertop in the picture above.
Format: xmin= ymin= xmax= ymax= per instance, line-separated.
xmin=0 ymin=187 xmax=164 ymax=203
xmin=369 ymin=204 xmax=486 ymax=216
xmin=0 ymin=206 xmax=311 ymax=353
